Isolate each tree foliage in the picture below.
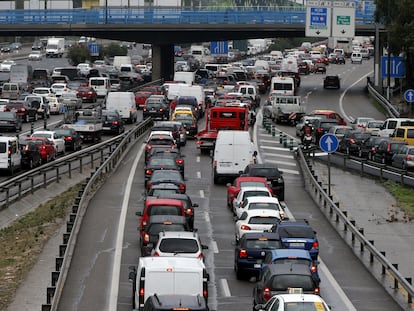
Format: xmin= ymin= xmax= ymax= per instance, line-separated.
xmin=67 ymin=45 xmax=91 ymax=66
xmin=375 ymin=0 xmax=414 ymax=87
xmin=101 ymin=43 xmax=128 ymax=58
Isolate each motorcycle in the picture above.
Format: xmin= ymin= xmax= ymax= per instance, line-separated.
xmin=302 ymin=133 xmax=313 ymax=150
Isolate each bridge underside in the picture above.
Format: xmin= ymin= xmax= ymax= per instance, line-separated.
xmin=0 ymin=24 xmax=380 ymax=45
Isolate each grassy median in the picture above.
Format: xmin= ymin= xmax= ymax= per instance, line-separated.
xmin=384 ymin=180 xmax=414 ymax=221
xmin=0 ymin=184 xmax=81 ymax=310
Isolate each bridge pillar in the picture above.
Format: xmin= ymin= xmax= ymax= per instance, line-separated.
xmin=152 ymin=44 xmax=174 ymax=81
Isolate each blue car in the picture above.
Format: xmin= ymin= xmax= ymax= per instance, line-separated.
xmin=233 ymin=232 xmax=281 ymax=280
xmin=269 ymin=220 xmax=319 ymax=260
xmin=262 ymin=248 xmax=320 ymax=283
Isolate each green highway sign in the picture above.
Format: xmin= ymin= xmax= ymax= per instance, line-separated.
xmin=336 ymin=15 xmax=350 ymax=25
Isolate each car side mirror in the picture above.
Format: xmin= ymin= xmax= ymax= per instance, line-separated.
xmin=192 ymin=203 xmax=199 ymax=207
xmin=135 ymin=211 xmax=142 ymax=216
xmin=202 ymin=244 xmax=208 ymax=249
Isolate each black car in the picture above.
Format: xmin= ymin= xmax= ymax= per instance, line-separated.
xmin=143 ymin=100 xmax=169 ymax=120
xmin=54 ymin=127 xmax=82 ymax=152
xmin=323 ymin=75 xmax=340 ymax=89
xmin=143 ymin=294 xmax=208 ymax=311
xmin=253 ymin=263 xmax=320 ymax=308
xmin=373 ymin=139 xmax=407 ymax=164
xmin=360 ymin=136 xmax=389 ymax=160
xmin=19 ymin=138 xmax=42 ymax=169
xmin=155 ymin=192 xmax=198 ymax=231
xmin=140 ymin=215 xmax=190 ymax=256
xmin=313 ymin=63 xmax=327 ymax=74
xmin=234 ymin=232 xmax=282 ymax=280
xmin=312 ymin=119 xmax=340 ymax=145
xmin=174 ymin=114 xmax=198 ymax=137
xmin=149 ymin=148 xmax=185 ymax=176
xmin=146 ymin=169 xmax=186 ymax=194
xmin=241 ymin=164 xmax=285 ymax=201
xmin=338 ymin=130 xmax=371 ymax=156
xmin=151 ymin=121 xmax=183 ymax=146
xmin=1 ymin=45 xmax=11 ymax=53
xmin=144 ymin=157 xmax=182 ymax=185
xmin=0 ymin=111 xmax=22 ymax=132
xmin=102 ymin=109 xmax=125 ymax=135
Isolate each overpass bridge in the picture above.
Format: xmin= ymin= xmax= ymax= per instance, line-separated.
xmin=0 ymin=6 xmax=381 ymax=79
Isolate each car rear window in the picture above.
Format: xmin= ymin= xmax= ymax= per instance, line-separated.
xmin=148 ymin=158 xmax=176 ymax=166
xmin=0 ymin=142 xmax=6 ymax=153
xmin=249 ymin=203 xmax=279 ymax=211
xmin=245 ymin=239 xmax=281 ymax=249
xmin=250 ymin=168 xmax=280 ymax=177
xmin=273 ymin=258 xmax=311 ymax=266
xmin=239 ymin=181 xmax=265 ymax=188
xmin=147 ymin=205 xmax=182 ymax=216
xmin=149 ymin=138 xmax=174 ymax=146
xmin=159 ymin=238 xmax=199 ymax=253
xmin=243 ymin=191 xmax=270 ymax=200
xmin=248 ymin=216 xmax=280 ymax=225
xmin=278 ymin=226 xmax=315 ymax=239
xmin=270 ymin=275 xmax=314 ymax=291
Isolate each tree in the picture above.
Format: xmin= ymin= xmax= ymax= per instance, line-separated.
xmin=67 ymin=45 xmax=91 ymax=66
xmin=375 ymin=0 xmax=414 ymax=88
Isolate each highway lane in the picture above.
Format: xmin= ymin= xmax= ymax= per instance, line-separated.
xmin=55 ymin=58 xmax=404 ymax=311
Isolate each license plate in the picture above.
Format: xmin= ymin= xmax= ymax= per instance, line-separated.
xmin=254 ymin=264 xmax=261 ymax=268
xmin=289 ymin=242 xmax=305 ymax=247
xmin=220 ymin=163 xmax=231 ymax=167
xmin=0 ymin=121 xmax=7 ymax=124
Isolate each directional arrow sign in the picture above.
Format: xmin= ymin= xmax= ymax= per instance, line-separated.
xmin=404 ymin=89 xmax=414 ymax=103
xmin=319 ymin=133 xmax=339 ymax=153
xmin=381 ymin=56 xmax=405 ymax=78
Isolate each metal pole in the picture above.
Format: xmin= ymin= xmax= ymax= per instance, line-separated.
xmin=328 ymin=153 xmax=331 ymax=196
xmin=386 ymin=0 xmax=391 ymax=101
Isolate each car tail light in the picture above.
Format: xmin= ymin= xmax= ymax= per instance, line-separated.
xmin=317 ymin=127 xmax=323 ymax=133
xmin=311 ymin=264 xmax=317 ymax=273
xmin=145 ymin=145 xmax=152 ymax=152
xmin=240 ymin=225 xmax=251 ymax=231
xmin=160 ymin=108 xmax=164 ymax=112
xmin=312 ymin=241 xmax=319 ymax=249
xmin=239 ymin=249 xmax=247 ymax=258
xmin=179 ymin=183 xmax=186 ymax=191
xmin=198 ymin=253 xmax=204 ymax=260
xmin=145 ymin=169 xmax=152 ymax=175
xmin=176 ymin=159 xmax=184 ymax=165
xmin=263 ymin=287 xmax=271 ymax=301
xmin=350 ymin=138 xmax=356 ymax=144
xmin=112 ymin=121 xmax=119 ymax=125
xmin=197 ymin=140 xmax=202 ymax=145
xmin=185 ymin=208 xmax=193 ymax=215
xmin=143 ymin=233 xmax=150 ymax=243
xmin=407 ymin=155 xmax=412 ymax=161
xmin=314 ymin=287 xmax=320 ymax=295
xmin=65 ymin=136 xmax=72 ymax=141
xmin=153 ymin=251 xmax=159 ymax=256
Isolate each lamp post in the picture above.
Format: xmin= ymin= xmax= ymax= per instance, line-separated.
xmin=386 ymin=0 xmax=391 ymax=101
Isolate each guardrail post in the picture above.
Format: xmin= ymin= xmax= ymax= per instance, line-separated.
xmin=41 ymin=304 xmax=51 ymax=311
xmin=101 ymin=149 xmax=104 ymax=164
xmin=359 ymin=228 xmax=364 ymax=252
xmin=392 ymin=264 xmax=399 ymax=289
xmin=406 ymin=278 xmax=412 ymax=303
xmin=59 ymin=244 xmax=67 ymax=257
xmin=56 ymin=257 xmax=63 ymax=271
xmin=51 ymin=271 xmax=60 ymax=286
xmin=31 ymin=177 xmax=34 ymax=194
xmin=79 ymin=157 xmax=83 ymax=174
xmin=289 ymin=138 xmax=294 ymax=151
xmin=283 ymin=134 xmax=287 ymax=147
xmin=43 ymin=171 xmax=47 ymax=188
xmin=350 ymin=220 xmax=356 ymax=242
xmin=55 ymin=166 xmax=60 ymax=183
xmin=279 ymin=131 xmax=283 ymax=143
xmin=68 ymin=162 xmax=72 ymax=179
xmin=271 ymin=125 xmax=275 ymax=137
xmin=46 ymin=287 xmax=55 ymax=304
xmin=369 ymin=240 xmax=374 ymax=262
xmin=380 ymin=251 xmax=386 ymax=274
xmin=90 ymin=153 xmax=94 ymax=169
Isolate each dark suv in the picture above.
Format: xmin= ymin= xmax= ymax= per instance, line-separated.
xmin=323 ymin=75 xmax=340 ymax=89
xmin=253 ymin=263 xmax=320 ymax=308
xmin=373 ymin=139 xmax=407 ymax=164
xmin=143 ymin=98 xmax=169 ymax=120
xmin=312 ymin=118 xmax=340 ymax=145
xmin=241 ymin=164 xmax=285 ymax=201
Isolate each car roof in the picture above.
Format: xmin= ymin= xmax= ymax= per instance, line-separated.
xmin=266 ymin=248 xmax=312 ymax=259
xmin=240 ymin=231 xmax=279 ymax=240
xmin=239 ymin=186 xmax=271 ymax=192
xmin=244 ymin=196 xmax=280 ymax=204
xmin=274 ymin=293 xmax=327 ymax=304
xmin=158 ymin=231 xmax=199 ymax=238
xmin=145 ymin=198 xmax=184 ymax=206
xmin=264 ymin=262 xmax=312 ymax=275
xmin=235 ymin=176 xmax=268 ymax=182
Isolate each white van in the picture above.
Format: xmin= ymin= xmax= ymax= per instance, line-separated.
xmin=105 ymin=92 xmax=137 ymax=123
xmin=213 ymin=130 xmax=254 ymax=184
xmin=351 ymin=52 xmax=363 ymax=64
xmin=378 ymin=118 xmax=414 ymax=137
xmin=0 ymin=136 xmax=21 ymax=174
xmin=129 ymin=257 xmax=209 ymax=311
xmin=173 ymin=71 xmax=196 ymax=85
xmin=270 ymin=76 xmax=296 ymax=96
xmin=89 ymin=77 xmax=110 ymax=97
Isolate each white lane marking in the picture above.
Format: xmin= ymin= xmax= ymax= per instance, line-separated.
xmin=220 ymin=279 xmax=231 ymax=297
xmin=262 ymin=152 xmax=295 ymax=160
xmin=212 ymin=240 xmax=219 ymax=253
xmin=200 ymin=190 xmax=205 ymax=198
xmin=264 ymin=159 xmax=297 ymax=167
xmin=197 ymin=171 xmax=201 ymax=178
xmin=197 ymin=156 xmax=200 ymax=162
xmin=109 ymin=144 xmax=145 ymax=311
xmin=319 ymin=259 xmax=358 ymax=311
xmin=261 ymin=146 xmax=295 ymax=153
xmin=339 ymin=70 xmax=374 ymax=123
xmin=204 ymin=211 xmax=210 ymax=223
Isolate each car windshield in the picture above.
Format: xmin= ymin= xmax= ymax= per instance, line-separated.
xmin=159 ymin=238 xmax=199 ymax=253
xmin=0 ymin=112 xmax=16 ymax=120
xmin=240 ymin=181 xmax=265 ymax=188
xmin=250 ymin=168 xmax=280 ymax=177
xmin=147 ymin=205 xmax=182 ymax=216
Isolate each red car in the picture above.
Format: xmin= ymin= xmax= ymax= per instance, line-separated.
xmin=226 ymin=176 xmax=274 ymax=208
xmin=134 ymin=91 xmax=152 ymax=109
xmin=77 ymin=86 xmax=97 ymax=103
xmin=24 ymin=137 xmax=56 ymax=164
xmin=135 ymin=198 xmax=185 ymax=236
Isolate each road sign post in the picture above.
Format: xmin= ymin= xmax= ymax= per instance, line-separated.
xmin=404 ymin=89 xmax=414 ymax=115
xmin=319 ymin=133 xmax=339 ymax=196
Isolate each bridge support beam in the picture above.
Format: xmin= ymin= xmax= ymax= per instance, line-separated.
xmin=152 ymin=44 xmax=174 ymax=82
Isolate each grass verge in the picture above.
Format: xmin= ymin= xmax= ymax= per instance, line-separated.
xmin=384 ymin=180 xmax=414 ymax=221
xmin=0 ymin=184 xmax=82 ymax=310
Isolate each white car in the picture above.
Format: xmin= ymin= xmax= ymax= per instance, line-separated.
xmin=256 ymin=292 xmax=331 ymax=311
xmin=47 ymin=96 xmax=64 ymax=115
xmin=235 ymin=196 xmax=285 ymax=220
xmin=32 ymin=87 xmax=54 ymax=97
xmin=235 ymin=209 xmax=282 ymax=241
xmin=365 ymin=120 xmax=384 ymax=136
xmin=77 ymin=63 xmax=91 ymax=76
xmin=51 ymin=83 xmax=69 ymax=97
xmin=351 ymin=117 xmax=375 ymax=130
xmin=59 ymin=92 xmax=82 ymax=109
xmin=0 ymin=59 xmax=16 ymax=72
xmin=232 ymin=186 xmax=272 ymax=215
xmin=31 ymin=130 xmax=65 ymax=155
xmin=151 ymin=231 xmax=208 ymax=260
xmin=28 ymin=51 xmax=43 ymax=61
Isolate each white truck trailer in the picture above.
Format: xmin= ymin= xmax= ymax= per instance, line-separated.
xmin=46 ymin=37 xmax=65 ymax=58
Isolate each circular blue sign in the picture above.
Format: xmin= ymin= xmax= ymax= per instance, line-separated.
xmin=319 ymin=133 xmax=339 ymax=153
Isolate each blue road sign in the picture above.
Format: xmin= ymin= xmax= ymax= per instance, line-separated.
xmin=310 ymin=7 xmax=328 ymax=27
xmin=381 ymin=56 xmax=405 ymax=78
xmin=210 ymin=41 xmax=228 ymax=55
xmin=319 ymin=134 xmax=339 ymax=153
xmin=404 ymin=89 xmax=414 ymax=103
xmin=88 ymin=43 xmax=99 ymax=56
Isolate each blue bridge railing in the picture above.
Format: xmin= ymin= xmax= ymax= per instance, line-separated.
xmin=0 ymin=7 xmax=376 ymax=25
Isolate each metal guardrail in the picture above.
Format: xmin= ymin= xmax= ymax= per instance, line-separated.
xmin=296 ymin=147 xmax=414 ymax=308
xmin=41 ymin=118 xmax=153 ymax=311
xmin=0 ymin=7 xmax=376 ymax=25
xmin=367 ymin=80 xmax=400 ymax=118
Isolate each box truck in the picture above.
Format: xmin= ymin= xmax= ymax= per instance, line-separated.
xmin=46 ymin=37 xmax=65 ymax=58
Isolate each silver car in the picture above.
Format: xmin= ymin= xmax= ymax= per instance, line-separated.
xmin=391 ymin=145 xmax=414 ymax=170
